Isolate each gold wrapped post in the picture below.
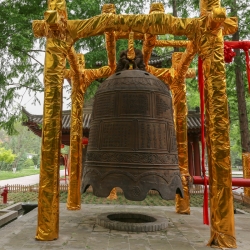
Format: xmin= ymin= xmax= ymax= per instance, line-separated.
xmin=102 ymin=4 xmax=116 ymax=73
xmin=107 ymin=188 xmax=118 ymax=200
xmin=127 ymin=31 xmax=136 ymax=60
xmin=67 ymin=55 xmax=112 ymax=210
xmin=243 ymin=153 xmax=250 ymax=197
xmin=155 ymin=40 xmax=188 ymax=48
xmin=200 ymin=0 xmax=221 ymax=16
xmin=34 ymin=0 xmax=68 ymax=240
xmin=197 ymin=0 xmax=237 ymax=248
xmin=67 ymin=53 xmax=84 ymax=210
xmin=142 ymin=3 xmax=164 ymax=66
xmin=146 ymin=43 xmax=196 ymax=215
xmin=171 ymin=45 xmax=196 ymax=215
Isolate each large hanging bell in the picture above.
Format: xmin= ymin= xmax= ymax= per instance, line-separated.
xmin=81 ymin=70 xmax=183 ymax=201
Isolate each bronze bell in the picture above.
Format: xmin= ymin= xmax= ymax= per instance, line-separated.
xmin=81 ymin=70 xmax=183 ymax=201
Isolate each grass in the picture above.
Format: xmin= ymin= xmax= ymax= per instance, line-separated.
xmin=0 ymin=168 xmax=40 ymax=180
xmin=0 ymin=166 xmax=65 ymax=180
xmin=1 ymin=191 xmax=250 ymax=214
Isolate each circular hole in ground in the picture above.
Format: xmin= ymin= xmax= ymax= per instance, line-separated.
xmin=97 ymin=212 xmax=168 ymax=232
xmin=107 ymin=213 xmax=156 ymax=223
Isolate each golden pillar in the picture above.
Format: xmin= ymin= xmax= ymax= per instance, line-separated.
xmin=171 ymin=45 xmax=196 ymax=215
xmin=67 ymin=53 xmax=85 ymax=210
xmin=243 ymin=153 xmax=250 ymax=197
xmin=199 ymin=0 xmax=236 ymax=247
xmin=146 ymin=44 xmax=196 ymax=214
xmin=33 ymin=0 xmax=69 ymax=240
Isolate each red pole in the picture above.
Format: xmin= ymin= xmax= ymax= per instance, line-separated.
xmin=198 ymin=57 xmax=209 ymax=225
xmin=224 ymin=41 xmax=250 ymax=93
xmin=193 ymin=176 xmax=250 ymax=187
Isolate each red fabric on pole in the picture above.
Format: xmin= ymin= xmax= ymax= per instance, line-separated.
xmin=224 ymin=45 xmax=236 ymax=63
xmin=224 ymin=41 xmax=250 ymax=94
xmin=243 ymin=50 xmax=250 ymax=94
xmin=193 ymin=176 xmax=250 ymax=187
xmin=198 ymin=57 xmax=209 ymax=225
xmin=82 ymin=137 xmax=88 ymax=145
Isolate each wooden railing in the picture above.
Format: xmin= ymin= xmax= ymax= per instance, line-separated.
xmin=0 ymin=184 xmax=69 ymax=193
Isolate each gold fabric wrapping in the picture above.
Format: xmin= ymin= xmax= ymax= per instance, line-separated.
xmin=242 ymin=153 xmax=250 ymax=197
xmin=146 ymin=65 xmax=175 ymax=83
xmin=35 ymin=0 xmax=68 ymax=241
xmin=36 ymin=37 xmax=67 ymax=241
xmin=105 ymin=31 xmax=116 ymax=72
xmin=200 ymin=0 xmax=221 ymax=16
xmin=171 ymin=47 xmax=196 ymax=215
xmin=197 ymin=4 xmax=236 ymax=248
xmin=196 ymin=0 xmax=237 ymax=248
xmin=186 ymin=68 xmax=196 ymax=78
xmin=102 ymin=3 xmax=115 ymax=14
xmin=115 ymin=31 xmax=144 ymax=40
xmin=222 ymin=17 xmax=238 ymax=36
xmin=102 ymin=4 xmax=116 ymax=73
xmin=127 ymin=32 xmax=136 ymax=60
xmin=83 ymin=67 xmax=112 ymax=87
xmin=68 ymin=14 xmax=195 ymax=41
xmin=147 ymin=46 xmax=195 ymax=214
xmin=67 ymin=53 xmax=84 ymax=210
xmin=34 ymin=12 xmax=236 ymax=43
xmin=155 ymin=40 xmax=188 ymax=48
xmin=143 ymin=34 xmax=156 ymax=66
xmin=107 ymin=188 xmax=118 ymax=200
xmin=67 ymin=58 xmax=112 ymax=210
xmin=142 ymin=3 xmax=163 ymax=66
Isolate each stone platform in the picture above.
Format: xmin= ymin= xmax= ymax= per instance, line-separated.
xmin=0 ymin=204 xmax=249 ymax=250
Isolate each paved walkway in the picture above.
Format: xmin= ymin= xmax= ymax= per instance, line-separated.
xmin=0 ymin=170 xmax=66 ymax=187
xmin=0 ymin=204 xmax=249 ymax=250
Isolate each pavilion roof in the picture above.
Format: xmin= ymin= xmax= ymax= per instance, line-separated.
xmin=22 ymin=102 xmax=201 ymax=145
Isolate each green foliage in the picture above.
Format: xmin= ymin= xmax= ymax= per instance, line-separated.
xmin=32 ymin=155 xmax=39 ymax=166
xmin=61 ymin=145 xmax=69 ymax=155
xmin=0 ymin=0 xmax=46 ymax=134
xmin=0 ymin=168 xmax=40 ymax=180
xmin=21 ymin=158 xmax=34 ymax=169
xmin=0 ymin=145 xmax=16 ymax=171
xmin=0 ymin=122 xmax=41 ymax=170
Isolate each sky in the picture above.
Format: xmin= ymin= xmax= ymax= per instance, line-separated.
xmin=21 ymin=83 xmax=71 ymax=115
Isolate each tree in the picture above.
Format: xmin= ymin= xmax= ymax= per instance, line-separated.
xmin=1 ymin=122 xmax=42 ymax=170
xmin=229 ymin=0 xmax=250 ymax=155
xmin=0 ymin=0 xmax=46 ymax=134
xmin=0 ymin=145 xmax=16 ymax=171
xmin=1 ymin=0 xmax=249 ymax=165
xmin=32 ymin=154 xmax=39 ymax=166
xmin=0 ymin=0 xmax=147 ymax=134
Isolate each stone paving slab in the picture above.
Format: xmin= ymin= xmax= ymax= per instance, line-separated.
xmin=0 ymin=204 xmax=249 ymax=250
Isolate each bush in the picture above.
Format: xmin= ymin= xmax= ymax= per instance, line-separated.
xmin=21 ymin=158 xmax=34 ymax=169
xmin=32 ymin=155 xmax=39 ymax=166
xmin=0 ymin=146 xmax=16 ymax=171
